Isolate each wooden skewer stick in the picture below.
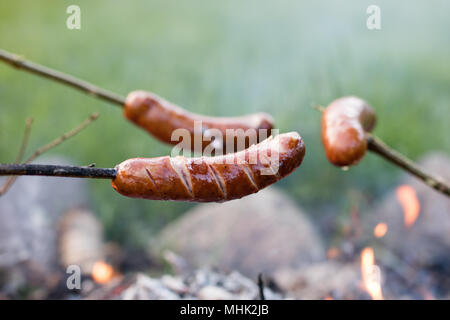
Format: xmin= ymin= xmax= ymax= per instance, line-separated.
xmin=0 ymin=49 xmax=125 ymax=106
xmin=366 ymin=134 xmax=450 ymax=196
xmin=0 ymin=163 xmax=116 ymax=179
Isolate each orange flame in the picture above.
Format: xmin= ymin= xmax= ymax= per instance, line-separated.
xmin=91 ymin=261 xmax=115 ymax=284
xmin=373 ymin=222 xmax=388 ymax=238
xmin=327 ymin=247 xmax=340 ymax=259
xmin=396 ymin=185 xmax=420 ymax=228
xmin=360 ymin=247 xmax=383 ymax=300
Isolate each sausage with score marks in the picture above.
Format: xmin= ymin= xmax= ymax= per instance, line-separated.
xmin=321 ymin=96 xmax=376 ymax=166
xmin=112 ymin=132 xmax=305 ymax=202
xmin=124 ymin=91 xmax=274 ymax=152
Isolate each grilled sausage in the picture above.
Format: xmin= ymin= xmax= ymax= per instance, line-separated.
xmin=321 ymin=96 xmax=376 ymax=166
xmin=124 ymin=90 xmax=274 ymax=152
xmin=111 ymin=132 xmax=305 ymax=202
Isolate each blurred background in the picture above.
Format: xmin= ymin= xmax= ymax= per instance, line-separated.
xmin=0 ymin=0 xmax=449 ymax=299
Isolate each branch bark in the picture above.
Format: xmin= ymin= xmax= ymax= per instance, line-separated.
xmin=0 ymin=163 xmax=116 ymax=179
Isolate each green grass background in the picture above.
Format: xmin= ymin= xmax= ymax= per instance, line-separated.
xmin=1 ymin=1 xmax=449 ymax=245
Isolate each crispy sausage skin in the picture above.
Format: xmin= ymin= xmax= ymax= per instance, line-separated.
xmin=111 ymin=132 xmax=305 ymax=202
xmin=321 ymin=96 xmax=376 ymax=166
xmin=124 ymin=91 xmax=274 ymax=152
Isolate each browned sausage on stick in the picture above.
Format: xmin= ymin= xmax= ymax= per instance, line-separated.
xmin=0 ymin=132 xmax=305 ymax=202
xmin=321 ymin=96 xmax=376 ymax=166
xmin=112 ymin=132 xmax=305 ymax=202
xmin=320 ymin=96 xmax=450 ymax=197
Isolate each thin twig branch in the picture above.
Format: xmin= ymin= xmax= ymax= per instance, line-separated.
xmin=0 ymin=113 xmax=100 ymax=196
xmin=0 ymin=163 xmax=116 ymax=179
xmin=367 ymin=134 xmax=450 ymax=196
xmin=26 ymin=112 xmax=100 ymax=163
xmin=0 ymin=49 xmax=125 ymax=106
xmin=14 ymin=117 xmax=33 ymax=163
xmin=257 ymin=273 xmax=266 ymax=300
xmin=0 ymin=118 xmax=34 ymax=195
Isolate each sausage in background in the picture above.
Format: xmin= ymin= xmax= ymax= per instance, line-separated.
xmin=124 ymin=91 xmax=274 ymax=153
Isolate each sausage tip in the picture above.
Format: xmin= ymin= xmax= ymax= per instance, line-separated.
xmin=321 ymin=96 xmax=376 ymax=166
